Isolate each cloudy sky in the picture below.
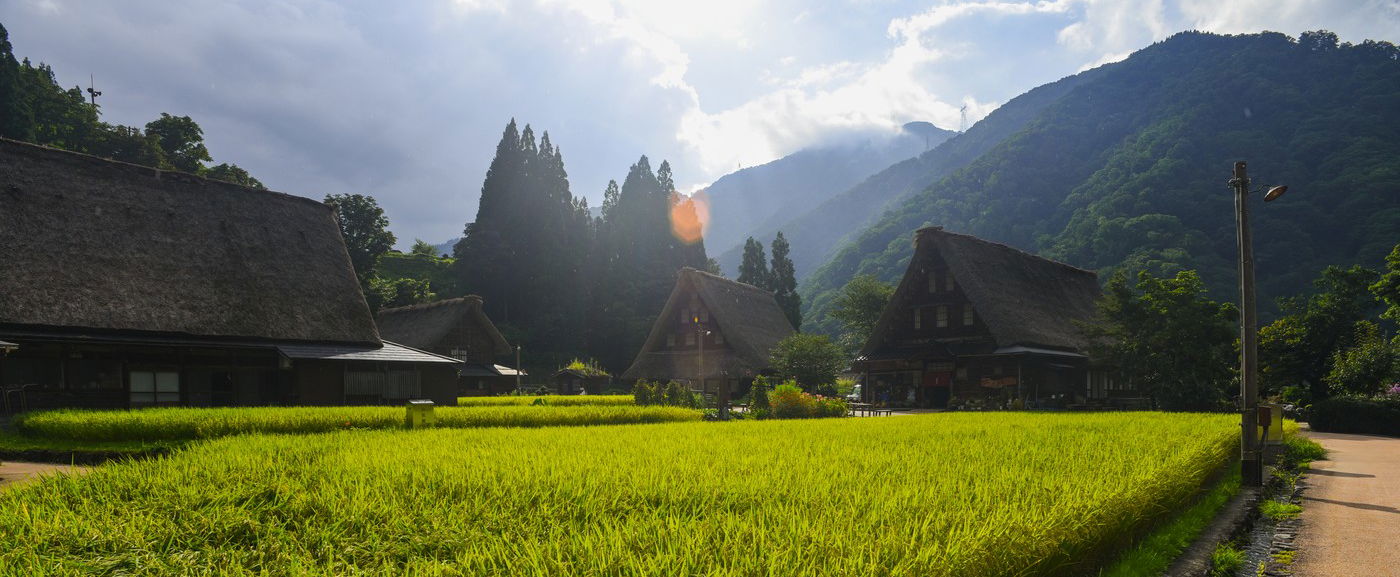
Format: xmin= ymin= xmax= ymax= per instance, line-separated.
xmin=4 ymin=0 xmax=1398 ymax=247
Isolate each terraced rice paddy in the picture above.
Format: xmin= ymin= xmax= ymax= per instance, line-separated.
xmin=10 ymin=404 xmax=695 ymax=443
xmin=0 ymin=412 xmax=1236 ymax=575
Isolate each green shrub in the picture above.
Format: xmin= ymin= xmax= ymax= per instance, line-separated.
xmin=633 ymin=380 xmax=660 ymax=405
xmin=815 ymin=396 xmax=850 ymax=418
xmin=663 ymin=381 xmax=695 ymax=408
xmin=1309 ymin=396 xmax=1400 ymax=436
xmin=748 ymin=376 xmax=771 ymax=411
xmin=770 ymin=382 xmax=817 ymax=419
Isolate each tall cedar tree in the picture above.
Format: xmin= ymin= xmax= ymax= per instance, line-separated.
xmin=586 ymin=156 xmax=711 ymax=371
xmin=770 ymin=231 xmax=801 ymax=330
xmin=454 ymin=120 xmax=593 ymax=368
xmin=738 ymin=238 xmax=770 ymax=288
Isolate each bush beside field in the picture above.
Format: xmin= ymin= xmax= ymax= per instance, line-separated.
xmin=0 ymin=413 xmax=1237 ymax=575
xmin=1308 ymin=396 xmax=1400 ymax=436
xmin=454 ymin=394 xmax=635 ymax=407
xmin=11 ymin=405 xmax=699 ymax=443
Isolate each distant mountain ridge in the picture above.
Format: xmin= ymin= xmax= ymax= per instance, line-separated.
xmin=719 ymin=65 xmax=1104 ymax=285
xmin=703 ymin=122 xmax=954 ymax=274
xmin=799 ymin=30 xmax=1400 ymax=336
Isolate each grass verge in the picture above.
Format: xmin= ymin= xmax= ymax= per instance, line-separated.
xmin=1097 ymin=467 xmax=1242 ymax=577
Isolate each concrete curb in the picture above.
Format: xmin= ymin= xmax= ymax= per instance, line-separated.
xmin=1162 ymin=485 xmax=1261 ymax=577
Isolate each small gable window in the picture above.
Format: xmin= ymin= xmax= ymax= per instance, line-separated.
xmin=913 ymin=308 xmax=922 ymax=330
xmin=666 ymin=334 xmax=676 ymax=348
xmin=714 ymin=332 xmax=724 ymax=345
xmin=963 ymin=306 xmax=975 ymax=326
xmin=685 ymin=332 xmax=696 ymax=346
xmin=936 ymin=305 xmax=948 ymax=328
xmin=945 ymin=271 xmax=955 ymax=292
xmin=927 ymin=271 xmax=937 ymax=293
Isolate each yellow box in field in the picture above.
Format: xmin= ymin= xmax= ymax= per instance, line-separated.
xmin=406 ymin=399 xmax=437 ymax=428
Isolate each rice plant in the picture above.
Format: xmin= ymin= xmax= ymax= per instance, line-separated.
xmin=11 ymin=404 xmax=697 ymax=443
xmin=0 ymin=412 xmax=1237 ymax=576
xmin=455 ymin=394 xmax=635 ymax=407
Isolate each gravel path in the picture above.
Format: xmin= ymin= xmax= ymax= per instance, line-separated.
xmin=1292 ymin=430 xmax=1400 ymax=576
xmin=0 ymin=461 xmax=89 ymax=490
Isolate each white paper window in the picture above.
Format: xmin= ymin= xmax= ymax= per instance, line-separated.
xmin=666 ymin=334 xmax=676 ymax=347
xmin=130 ymin=370 xmax=180 ymax=407
xmin=945 ymin=271 xmax=955 ymax=291
xmin=936 ymin=306 xmax=949 ymax=328
xmin=963 ymin=306 xmax=975 ymax=326
xmin=913 ymin=308 xmax=922 ymax=330
xmin=927 ymin=271 xmax=937 ymax=293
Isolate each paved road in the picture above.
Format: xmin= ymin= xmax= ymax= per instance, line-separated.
xmin=1293 ymin=430 xmax=1400 ymax=576
xmin=0 ymin=461 xmax=87 ymax=490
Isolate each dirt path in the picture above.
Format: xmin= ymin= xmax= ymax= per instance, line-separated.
xmin=0 ymin=461 xmax=89 ymax=490
xmin=1292 ymin=430 xmax=1400 ymax=576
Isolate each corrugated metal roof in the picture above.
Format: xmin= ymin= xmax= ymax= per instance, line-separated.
xmin=277 ymin=341 xmax=461 ymax=364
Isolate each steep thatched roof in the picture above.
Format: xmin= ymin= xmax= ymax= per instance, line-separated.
xmin=375 ymin=296 xmax=511 ymax=355
xmin=0 ymin=138 xmax=380 ymax=344
xmin=623 ymin=268 xmax=795 ymax=380
xmin=863 ymin=227 xmax=1100 ymax=355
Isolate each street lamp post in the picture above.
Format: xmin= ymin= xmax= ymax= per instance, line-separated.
xmin=695 ymin=316 xmax=727 ymax=420
xmin=1230 ymin=160 xmax=1287 ymax=488
xmin=515 ymin=344 xmax=522 ymax=395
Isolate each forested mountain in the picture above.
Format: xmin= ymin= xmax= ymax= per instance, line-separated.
xmin=0 ymin=23 xmax=262 ymax=186
xmin=705 ymin=123 xmax=952 ymax=272
xmin=801 ymin=30 xmax=1400 ymax=336
xmin=721 ymin=68 xmax=1103 ymax=286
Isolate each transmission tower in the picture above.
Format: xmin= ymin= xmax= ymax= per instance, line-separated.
xmin=959 ymin=104 xmax=968 ymax=133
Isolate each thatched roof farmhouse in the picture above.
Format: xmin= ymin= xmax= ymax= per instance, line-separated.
xmin=622 ymin=267 xmax=795 ymax=394
xmin=376 ymin=296 xmax=525 ymax=395
xmin=0 ymin=138 xmax=460 ymax=410
xmin=856 ymin=227 xmax=1127 ymax=409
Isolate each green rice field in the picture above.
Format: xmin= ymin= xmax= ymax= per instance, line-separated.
xmin=454 ymin=394 xmax=635 ymax=407
xmin=11 ymin=404 xmax=696 ymax=443
xmin=0 ymin=412 xmax=1237 ymax=575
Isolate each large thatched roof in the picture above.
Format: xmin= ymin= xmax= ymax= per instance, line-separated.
xmin=375 ymin=296 xmax=511 ymax=355
xmin=623 ymin=268 xmax=795 ymax=380
xmin=863 ymin=227 xmax=1100 ymax=355
xmin=0 ymin=138 xmax=380 ymax=344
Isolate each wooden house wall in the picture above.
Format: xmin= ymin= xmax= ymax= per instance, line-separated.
xmin=0 ymin=341 xmax=458 ymax=412
xmin=657 ymin=292 xmax=734 ymax=353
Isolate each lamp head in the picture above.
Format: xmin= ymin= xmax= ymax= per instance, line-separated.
xmin=1263 ymin=185 xmax=1288 ymax=202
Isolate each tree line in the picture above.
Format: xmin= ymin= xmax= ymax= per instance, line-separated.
xmin=0 ymin=23 xmax=263 ymax=188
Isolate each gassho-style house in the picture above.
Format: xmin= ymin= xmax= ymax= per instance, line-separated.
xmin=375 ymin=296 xmax=525 ymax=396
xmin=0 ymin=138 xmax=461 ymax=412
xmin=622 ymin=267 xmax=795 ymax=396
xmin=855 ymin=227 xmax=1133 ymax=409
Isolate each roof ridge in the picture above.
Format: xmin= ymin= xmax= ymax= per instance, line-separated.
xmin=917 ymin=226 xmax=1096 ymax=276
xmin=681 ymin=267 xmax=773 ymax=294
xmin=0 ymin=137 xmax=330 ymax=211
xmin=377 ymin=295 xmax=479 ymax=315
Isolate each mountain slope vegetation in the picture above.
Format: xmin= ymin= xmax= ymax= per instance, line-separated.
xmin=801 ymin=30 xmax=1400 ymax=336
xmin=723 ymin=64 xmax=1105 ymax=285
xmin=705 ymin=123 xmax=953 ymax=272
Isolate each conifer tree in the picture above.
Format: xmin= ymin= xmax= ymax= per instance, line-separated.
xmin=738 ymin=237 xmax=770 ymax=288
xmin=770 ymin=231 xmax=802 ymax=330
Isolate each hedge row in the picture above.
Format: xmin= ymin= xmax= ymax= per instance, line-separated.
xmin=1308 ymin=396 xmax=1400 ymax=437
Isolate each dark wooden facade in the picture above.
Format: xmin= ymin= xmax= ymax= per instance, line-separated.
xmin=0 ymin=138 xmax=460 ymax=413
xmin=856 ymin=227 xmax=1131 ymax=409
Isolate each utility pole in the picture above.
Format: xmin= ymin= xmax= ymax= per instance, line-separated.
xmin=86 ymin=74 xmax=102 ymax=107
xmin=515 ymin=344 xmax=522 ymax=395
xmin=1231 ymin=161 xmax=1263 ymax=487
